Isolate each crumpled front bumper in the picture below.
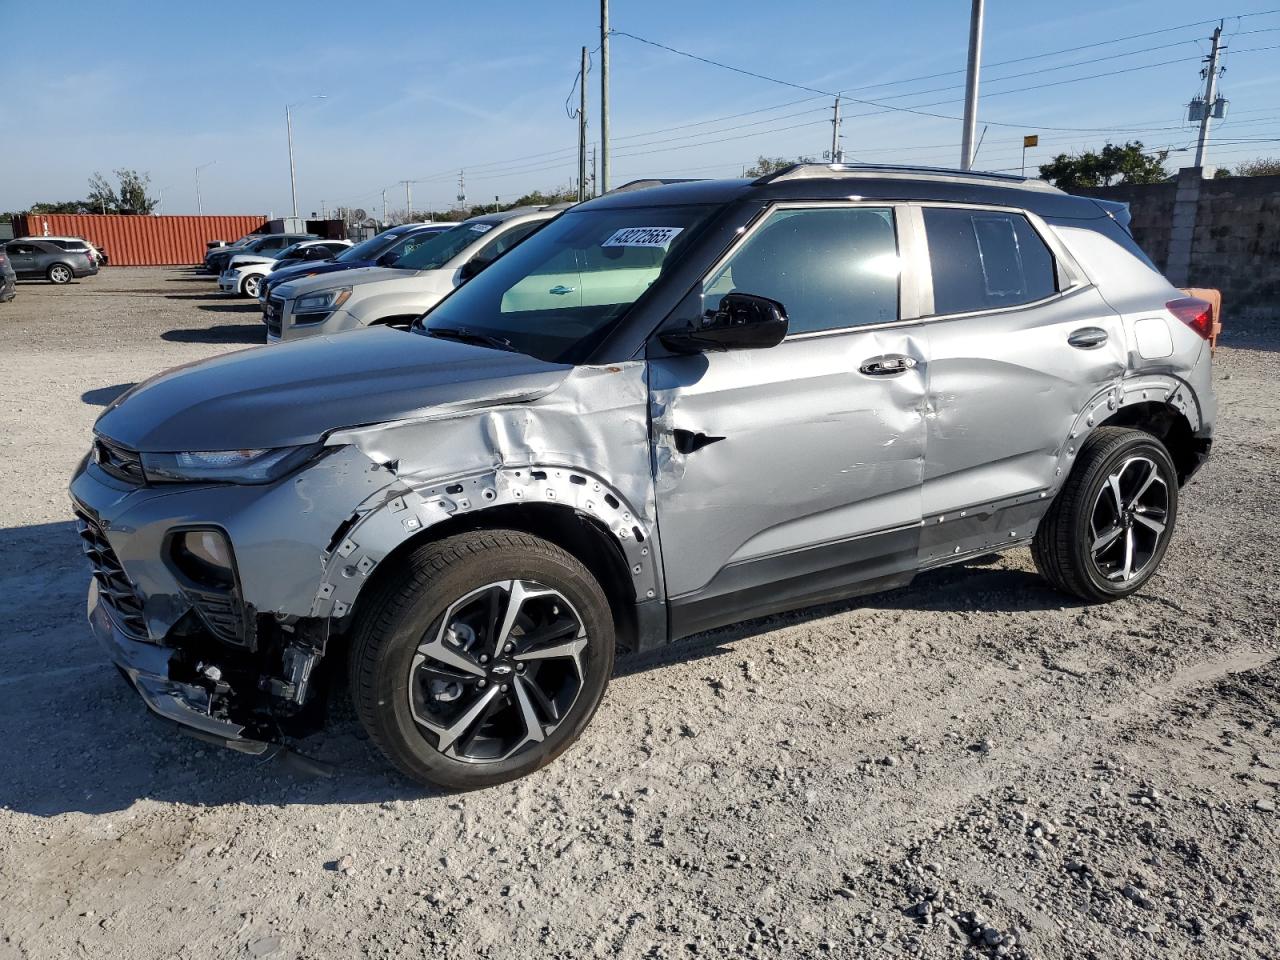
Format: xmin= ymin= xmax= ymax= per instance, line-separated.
xmin=88 ymin=578 xmax=270 ymax=754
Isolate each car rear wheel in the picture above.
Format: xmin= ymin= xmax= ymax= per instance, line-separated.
xmin=1033 ymin=426 xmax=1179 ymax=602
xmin=242 ymin=274 xmax=261 ymax=298
xmin=348 ymin=530 xmax=615 ymax=789
xmin=48 ymin=264 xmax=72 ymax=284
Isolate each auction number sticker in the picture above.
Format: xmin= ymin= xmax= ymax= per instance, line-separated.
xmin=602 ymin=226 xmax=683 ymax=248
xmin=469 ymin=223 xmax=494 ymax=234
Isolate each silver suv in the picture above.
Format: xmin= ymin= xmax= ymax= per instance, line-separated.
xmin=71 ymin=165 xmax=1215 ymax=788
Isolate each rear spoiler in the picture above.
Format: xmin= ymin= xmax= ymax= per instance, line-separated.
xmin=1090 ymin=198 xmax=1132 ymax=231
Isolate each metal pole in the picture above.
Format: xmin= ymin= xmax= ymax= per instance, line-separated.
xmin=287 ymin=104 xmax=299 ymax=218
xmin=195 ymin=167 xmax=203 ymax=215
xmin=600 ymin=0 xmax=610 ymax=193
xmin=591 ymin=145 xmax=597 ymax=197
xmin=959 ymin=0 xmax=984 ymax=170
xmin=404 ymin=180 xmax=413 ymax=221
xmin=579 ymin=46 xmax=589 ymax=203
xmin=1193 ymin=23 xmax=1224 ymax=171
xmin=830 ymin=96 xmax=842 ymax=163
xmin=382 ymin=189 xmax=387 ymax=225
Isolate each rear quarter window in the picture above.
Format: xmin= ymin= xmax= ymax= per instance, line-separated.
xmin=923 ymin=207 xmax=1057 ymax=315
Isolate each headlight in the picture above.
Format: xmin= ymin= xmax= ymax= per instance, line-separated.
xmin=140 ymin=444 xmax=322 ymax=484
xmin=294 ymin=286 xmax=352 ymax=314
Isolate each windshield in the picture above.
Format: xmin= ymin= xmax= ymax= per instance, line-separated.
xmin=395 ymin=221 xmax=498 ymax=271
xmin=336 ymin=230 xmax=403 ymax=263
xmin=418 ymin=205 xmax=713 ymax=363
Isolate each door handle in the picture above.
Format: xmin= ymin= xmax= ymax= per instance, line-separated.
xmin=1067 ymin=327 xmax=1109 ymax=349
xmin=548 ymin=285 xmax=576 ymax=295
xmin=672 ymin=429 xmax=725 ymax=454
xmin=858 ymin=354 xmax=917 ymax=376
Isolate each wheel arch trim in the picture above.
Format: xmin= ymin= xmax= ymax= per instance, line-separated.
xmin=309 ymin=464 xmax=660 ymax=620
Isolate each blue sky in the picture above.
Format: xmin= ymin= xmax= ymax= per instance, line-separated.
xmin=1 ymin=0 xmax=1278 ymax=216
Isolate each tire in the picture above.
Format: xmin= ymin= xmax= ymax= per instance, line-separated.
xmin=348 ymin=530 xmax=615 ymax=789
xmin=241 ymin=274 xmax=261 ymax=298
xmin=1033 ymin=426 xmax=1179 ymax=602
xmin=48 ymin=263 xmax=73 ymax=284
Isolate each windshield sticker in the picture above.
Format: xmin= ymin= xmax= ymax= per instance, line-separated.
xmin=469 ymin=223 xmax=494 ymax=234
xmin=602 ymin=226 xmax=684 ymax=248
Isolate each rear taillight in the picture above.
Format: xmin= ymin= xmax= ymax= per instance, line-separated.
xmin=1166 ymin=297 xmax=1214 ymax=340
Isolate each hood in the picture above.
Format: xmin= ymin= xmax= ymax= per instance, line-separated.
xmin=273 ymin=265 xmax=431 ymax=300
xmin=95 ymin=328 xmax=572 ymax=452
xmin=228 ymin=254 xmax=274 ymax=269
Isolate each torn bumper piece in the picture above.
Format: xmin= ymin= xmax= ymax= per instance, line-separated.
xmin=88 ymin=579 xmax=271 ymax=755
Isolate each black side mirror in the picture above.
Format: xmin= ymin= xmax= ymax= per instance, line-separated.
xmin=458 ymin=257 xmax=492 ymax=283
xmin=660 ymin=293 xmax=789 ymax=354
xmin=376 ymin=251 xmax=400 ymax=267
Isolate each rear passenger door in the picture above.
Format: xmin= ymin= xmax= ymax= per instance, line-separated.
xmin=6 ymin=243 xmax=37 ymax=277
xmin=914 ymin=204 xmax=1125 ymax=564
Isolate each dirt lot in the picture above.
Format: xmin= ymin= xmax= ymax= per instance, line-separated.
xmin=0 ymin=268 xmax=1276 ymax=960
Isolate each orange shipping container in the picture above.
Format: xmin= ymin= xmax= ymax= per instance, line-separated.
xmin=15 ymin=214 xmax=267 ymax=267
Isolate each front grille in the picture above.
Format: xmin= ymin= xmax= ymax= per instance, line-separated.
xmin=76 ymin=510 xmax=147 ymax=637
xmin=94 ymin=436 xmax=145 ymax=483
xmin=265 ymin=297 xmax=283 ymax=337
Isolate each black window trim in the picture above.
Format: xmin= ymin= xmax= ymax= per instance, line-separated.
xmin=910 ymin=201 xmax=1088 ymax=323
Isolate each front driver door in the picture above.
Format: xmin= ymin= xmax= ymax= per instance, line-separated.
xmin=649 ymin=204 xmax=928 ymax=639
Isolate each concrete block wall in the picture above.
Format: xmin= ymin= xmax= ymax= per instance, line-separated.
xmin=1079 ymin=169 xmax=1280 ymax=323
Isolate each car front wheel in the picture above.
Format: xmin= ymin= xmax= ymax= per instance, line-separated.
xmin=348 ymin=530 xmax=616 ymax=789
xmin=241 ymin=274 xmax=261 ymax=298
xmin=1033 ymin=426 xmax=1179 ymax=602
xmin=48 ymin=264 xmax=72 ymax=284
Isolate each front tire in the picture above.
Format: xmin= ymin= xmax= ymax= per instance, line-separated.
xmin=348 ymin=530 xmax=615 ymax=789
xmin=241 ymin=274 xmax=261 ymax=298
xmin=1033 ymin=427 xmax=1179 ymax=602
xmin=48 ymin=264 xmax=72 ymax=284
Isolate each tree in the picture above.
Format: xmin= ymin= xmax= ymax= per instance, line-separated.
xmin=86 ymin=169 xmax=158 ymax=214
xmin=1038 ymin=142 xmax=1169 ymax=189
xmin=1232 ymin=157 xmax=1280 ymax=177
xmin=743 ymin=155 xmax=815 ymax=178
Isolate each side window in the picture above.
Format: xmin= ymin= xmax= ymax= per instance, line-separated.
xmin=475 ymin=221 xmax=540 ymax=263
xmin=9 ymin=244 xmax=34 ymax=255
xmin=703 ymin=206 xmax=900 ymax=335
xmin=922 ymin=207 xmax=1056 ymax=315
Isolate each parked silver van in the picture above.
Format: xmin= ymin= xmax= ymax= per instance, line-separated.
xmin=71 ymin=165 xmax=1214 ymax=788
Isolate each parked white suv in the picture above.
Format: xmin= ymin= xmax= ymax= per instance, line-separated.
xmin=264 ymin=206 xmax=565 ymax=343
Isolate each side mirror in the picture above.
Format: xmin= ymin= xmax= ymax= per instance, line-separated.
xmin=376 ymin=251 xmax=400 ymax=267
xmin=660 ymin=293 xmax=789 ymax=354
xmin=458 ymin=257 xmax=492 ymax=283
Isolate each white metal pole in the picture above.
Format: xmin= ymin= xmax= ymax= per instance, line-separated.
xmin=1193 ymin=23 xmax=1224 ymax=170
xmin=959 ymin=0 xmax=985 ymax=170
xmin=196 ymin=167 xmax=203 ymax=215
xmin=600 ymin=0 xmax=610 ymax=193
xmin=287 ymin=104 xmax=298 ymax=218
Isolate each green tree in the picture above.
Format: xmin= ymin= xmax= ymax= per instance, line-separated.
xmin=87 ymin=172 xmax=118 ymax=213
xmin=86 ymin=169 xmax=158 ymax=214
xmin=1232 ymin=157 xmax=1280 ymax=177
xmin=743 ymin=155 xmax=817 ymax=178
xmin=1039 ymin=142 xmax=1169 ymax=189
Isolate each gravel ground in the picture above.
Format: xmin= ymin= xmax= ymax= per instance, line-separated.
xmin=0 ymin=268 xmax=1277 ymax=960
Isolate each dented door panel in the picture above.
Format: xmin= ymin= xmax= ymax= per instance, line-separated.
xmin=650 ymin=327 xmax=927 ymax=624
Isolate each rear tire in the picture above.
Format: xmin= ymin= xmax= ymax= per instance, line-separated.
xmin=348 ymin=530 xmax=615 ymax=790
xmin=48 ymin=264 xmax=72 ymax=284
xmin=1033 ymin=427 xmax=1179 ymax=602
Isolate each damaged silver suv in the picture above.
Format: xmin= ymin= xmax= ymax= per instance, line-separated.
xmin=72 ymin=165 xmax=1215 ymax=789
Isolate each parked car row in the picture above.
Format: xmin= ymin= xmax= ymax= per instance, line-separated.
xmin=3 ymin=238 xmax=100 ymax=293
xmin=73 ymin=165 xmax=1217 ymax=790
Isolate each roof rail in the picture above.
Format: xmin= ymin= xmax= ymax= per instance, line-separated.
xmin=607 ymin=178 xmax=705 ymax=194
xmin=755 ymin=162 xmax=1061 ymax=193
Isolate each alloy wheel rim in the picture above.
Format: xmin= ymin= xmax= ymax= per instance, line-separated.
xmin=245 ymin=276 xmax=259 ymax=296
xmin=1088 ymin=456 xmax=1169 ymax=583
xmin=52 ymin=266 xmax=69 ymax=282
xmin=408 ymin=579 xmax=589 ymax=763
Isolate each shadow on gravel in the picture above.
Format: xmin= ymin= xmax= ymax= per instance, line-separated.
xmin=162 ymin=324 xmax=262 ymax=344
xmin=196 ymin=303 xmax=260 ymax=315
xmin=81 ymin=383 xmax=137 ymax=406
xmin=164 ymin=292 xmax=227 ymax=301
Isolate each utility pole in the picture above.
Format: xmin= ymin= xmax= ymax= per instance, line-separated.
xmin=1193 ymin=22 xmax=1225 ymax=170
xmin=381 ymin=189 xmax=387 ymax=225
xmin=578 ymin=45 xmax=589 ymax=203
xmin=600 ymin=0 xmax=610 ymax=193
xmin=195 ymin=161 xmax=215 ymax=216
xmin=959 ymin=0 xmax=985 ymax=170
xmin=830 ymin=96 xmax=842 ymax=163
xmin=457 ymin=170 xmax=466 ymax=210
xmin=591 ymin=145 xmax=598 ymax=197
xmin=286 ymin=103 xmax=298 ymax=217
xmin=402 ymin=180 xmax=413 ymax=221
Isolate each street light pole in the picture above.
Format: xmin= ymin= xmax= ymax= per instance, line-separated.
xmin=195 ymin=161 xmax=216 ymax=215
xmin=959 ymin=0 xmax=985 ymax=171
xmin=286 ymin=96 xmax=326 ymax=220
